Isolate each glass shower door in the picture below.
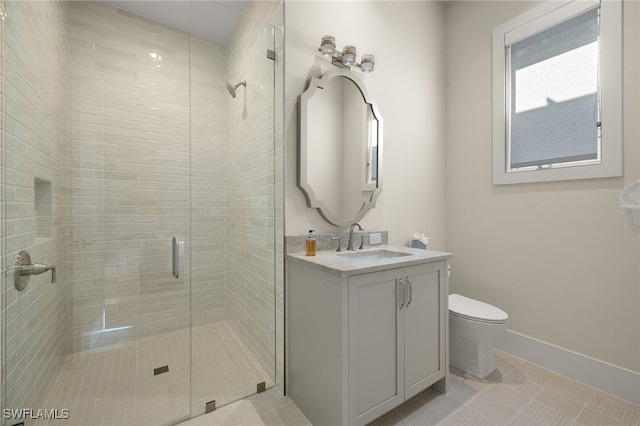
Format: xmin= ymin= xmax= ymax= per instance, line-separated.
xmin=1 ymin=1 xmax=280 ymax=424
xmin=1 ymin=1 xmax=192 ymax=425
xmin=188 ymin=6 xmax=278 ymax=417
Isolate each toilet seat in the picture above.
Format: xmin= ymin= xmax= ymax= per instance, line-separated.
xmin=449 ymin=294 xmax=508 ymax=324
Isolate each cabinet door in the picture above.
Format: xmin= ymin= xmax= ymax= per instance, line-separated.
xmin=404 ymin=262 xmax=446 ymax=399
xmin=348 ymin=268 xmax=404 ymax=426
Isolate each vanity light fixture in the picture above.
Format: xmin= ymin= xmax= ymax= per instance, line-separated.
xmin=318 ymin=35 xmax=375 ymax=73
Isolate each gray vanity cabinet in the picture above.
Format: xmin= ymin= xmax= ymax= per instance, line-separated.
xmin=287 ymin=256 xmax=448 ymax=426
xmin=349 ymin=262 xmax=447 ymax=425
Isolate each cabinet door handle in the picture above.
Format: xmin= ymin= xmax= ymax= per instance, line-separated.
xmin=399 ymin=278 xmax=406 ymax=309
xmin=406 ymin=277 xmax=413 ymax=307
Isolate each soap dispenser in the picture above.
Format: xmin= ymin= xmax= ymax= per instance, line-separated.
xmin=306 ymin=230 xmax=316 ymax=256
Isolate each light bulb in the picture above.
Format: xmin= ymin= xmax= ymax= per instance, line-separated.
xmin=320 ymin=35 xmax=336 ymax=56
xmin=342 ymin=45 xmax=356 ymax=66
xmin=360 ymin=54 xmax=375 ymax=72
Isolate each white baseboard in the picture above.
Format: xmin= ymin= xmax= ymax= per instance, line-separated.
xmin=495 ymin=330 xmax=640 ymax=405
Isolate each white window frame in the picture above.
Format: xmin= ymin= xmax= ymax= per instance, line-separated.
xmin=492 ymin=0 xmax=622 ymax=185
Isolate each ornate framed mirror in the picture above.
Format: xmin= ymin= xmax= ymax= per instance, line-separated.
xmin=298 ymin=70 xmax=383 ymax=227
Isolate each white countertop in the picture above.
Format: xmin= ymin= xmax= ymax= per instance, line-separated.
xmin=286 ymin=245 xmax=452 ymax=277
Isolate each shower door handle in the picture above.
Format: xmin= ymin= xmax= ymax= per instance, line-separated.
xmin=172 ymin=237 xmax=180 ymax=279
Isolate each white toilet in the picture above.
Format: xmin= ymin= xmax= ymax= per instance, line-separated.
xmin=448 ymin=294 xmax=508 ymax=379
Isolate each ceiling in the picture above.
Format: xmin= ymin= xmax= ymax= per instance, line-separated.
xmin=100 ymin=1 xmax=249 ymax=44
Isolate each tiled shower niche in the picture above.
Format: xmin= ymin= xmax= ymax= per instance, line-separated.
xmin=34 ymin=178 xmax=53 ymax=240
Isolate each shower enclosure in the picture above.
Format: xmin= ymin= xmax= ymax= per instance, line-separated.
xmin=0 ymin=1 xmax=283 ymax=425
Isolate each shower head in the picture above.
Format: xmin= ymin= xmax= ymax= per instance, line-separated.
xmin=226 ymin=81 xmax=246 ymax=98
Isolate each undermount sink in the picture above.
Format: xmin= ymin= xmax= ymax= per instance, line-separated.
xmin=338 ymin=249 xmax=413 ymax=262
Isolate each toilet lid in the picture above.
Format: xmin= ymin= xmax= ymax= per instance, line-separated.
xmin=449 ymin=294 xmax=508 ymax=324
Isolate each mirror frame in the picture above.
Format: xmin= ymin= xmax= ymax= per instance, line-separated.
xmin=298 ymin=70 xmax=383 ymax=227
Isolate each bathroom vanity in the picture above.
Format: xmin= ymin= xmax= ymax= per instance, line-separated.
xmin=287 ymin=246 xmax=451 ymax=426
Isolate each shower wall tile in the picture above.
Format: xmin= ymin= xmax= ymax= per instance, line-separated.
xmin=188 ymin=32 xmax=229 ymax=330
xmin=2 ymin=0 xmax=71 ymax=414
xmin=67 ymin=1 xmax=226 ymax=352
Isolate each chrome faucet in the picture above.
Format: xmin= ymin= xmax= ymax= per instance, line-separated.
xmin=347 ymin=223 xmax=363 ymax=251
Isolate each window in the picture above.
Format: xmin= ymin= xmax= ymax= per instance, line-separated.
xmin=492 ymin=0 xmax=622 ymax=185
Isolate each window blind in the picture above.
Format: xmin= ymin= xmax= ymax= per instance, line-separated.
xmin=508 ymin=7 xmax=600 ymax=170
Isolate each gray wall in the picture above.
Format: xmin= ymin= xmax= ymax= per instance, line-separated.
xmin=445 ymin=0 xmax=640 ymax=373
xmin=284 ymin=0 xmax=639 ymax=378
xmin=284 ymin=1 xmax=447 ymax=249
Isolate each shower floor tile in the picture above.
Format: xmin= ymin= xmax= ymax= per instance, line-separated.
xmin=35 ymin=322 xmax=272 ymax=426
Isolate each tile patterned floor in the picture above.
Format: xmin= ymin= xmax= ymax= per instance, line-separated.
xmin=28 ymin=343 xmax=640 ymax=425
xmin=372 ymin=350 xmax=640 ymax=426
xmin=36 ymin=322 xmax=273 ymax=426
xmin=191 ymin=350 xmax=640 ymax=426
